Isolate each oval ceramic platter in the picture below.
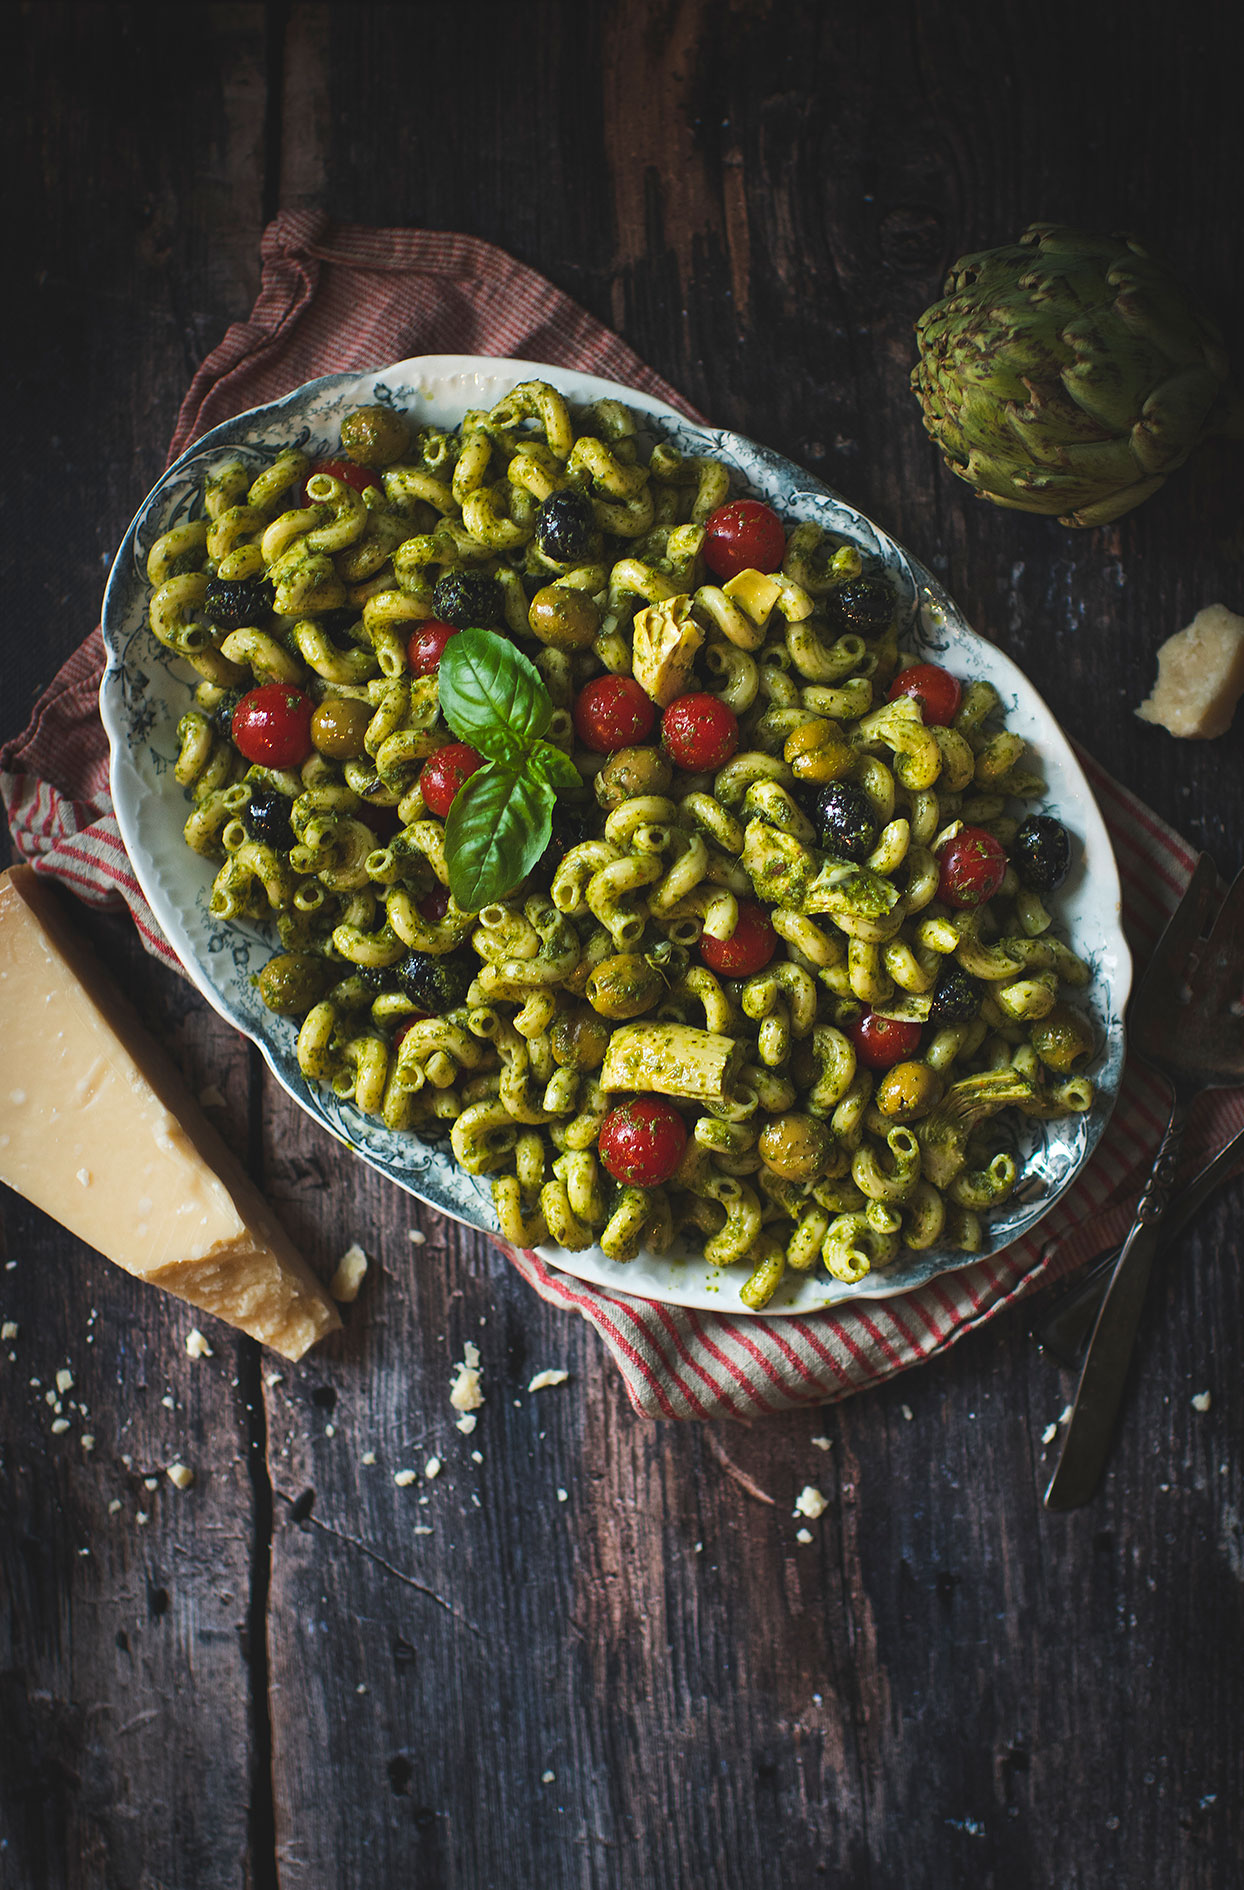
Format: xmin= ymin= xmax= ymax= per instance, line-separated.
xmin=100 ymin=354 xmax=1130 ymax=1315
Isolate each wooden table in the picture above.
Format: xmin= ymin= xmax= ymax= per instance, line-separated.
xmin=3 ymin=6 xmax=1241 ymax=1885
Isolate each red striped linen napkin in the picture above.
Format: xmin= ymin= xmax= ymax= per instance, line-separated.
xmin=4 ymin=212 xmax=1237 ymax=1419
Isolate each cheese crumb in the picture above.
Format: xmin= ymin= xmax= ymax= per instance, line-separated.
xmin=81 ymin=1434 xmax=95 ymax=1452
xmin=527 ymin=1369 xmax=570 ymax=1393
xmin=471 ymin=1449 xmax=483 ymax=1465
xmin=329 ymin=1242 xmax=369 ymax=1303
xmin=136 ymin=1510 xmax=149 ymax=1525
xmin=454 ymin=1413 xmax=478 ymax=1436
xmin=185 ymin=1329 xmax=214 ymax=1359
xmin=1192 ymin=1390 xmax=1212 ymax=1413
xmin=1 ymin=1321 xmax=17 ymax=1341
xmin=556 ymin=1487 xmax=568 ymax=1503
xmin=144 ymin=1477 xmax=159 ymax=1492
xmin=796 ymin=1527 xmax=814 ymax=1545
xmin=361 ymin=1450 xmax=377 ymax=1465
xmin=794 ymin=1486 xmax=828 ymax=1520
xmin=394 ymin=1469 xmax=417 ymax=1488
xmin=51 ymin=1417 xmax=71 ymax=1434
xmin=108 ymin=1498 xmax=122 ymax=1514
xmin=541 ymin=1769 xmax=556 ymax=1784
xmin=56 ymin=1369 xmax=74 ymax=1394
xmin=810 ymin=1434 xmax=831 ymax=1451
xmin=412 ymin=1524 xmax=433 ymax=1535
xmin=408 ymin=1228 xmax=426 ymax=1245
xmin=161 ymin=1394 xmax=175 ymax=1410
xmin=1136 ymin=603 xmax=1244 ymax=739
xmin=1041 ymin=1421 xmax=1058 ymax=1445
xmin=166 ymin=1462 xmax=194 ymax=1491
xmin=450 ymin=1353 xmax=484 ymax=1413
xmin=424 ymin=1456 xmax=441 ymax=1479
xmin=901 ymin=1404 xmax=914 ymax=1422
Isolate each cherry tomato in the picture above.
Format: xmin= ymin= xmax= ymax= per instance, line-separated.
xmin=419 ymin=743 xmax=484 ymax=818
xmin=848 ymin=1011 xmax=923 ymax=1071
xmin=393 ymin=1014 xmax=431 ymax=1048
xmin=702 ymin=499 xmax=787 ymax=581
xmin=937 ymin=826 xmax=1008 ymax=908
xmin=887 ymin=663 xmax=962 ymax=727
xmin=231 ymin=684 xmax=315 ymax=768
xmin=598 ymin=1096 xmax=688 ymax=1187
xmin=359 ymin=803 xmax=401 ymax=842
xmin=296 ymin=457 xmax=381 ymax=507
xmin=406 ymin=618 xmax=459 ymax=677
xmin=572 ymin=675 xmax=657 ymax=753
xmin=699 ymin=901 xmax=777 ymax=977
xmin=661 ymin=692 xmax=739 ymax=771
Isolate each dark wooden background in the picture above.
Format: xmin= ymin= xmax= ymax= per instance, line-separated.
xmin=3 ymin=4 xmax=1242 ymax=1886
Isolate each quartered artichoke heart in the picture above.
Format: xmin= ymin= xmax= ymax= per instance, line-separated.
xmin=912 ymin=222 xmax=1242 ymax=527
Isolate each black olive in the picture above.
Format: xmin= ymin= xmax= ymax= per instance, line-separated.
xmin=816 ymin=782 xmax=880 ymax=862
xmin=203 ymin=575 xmax=275 ymax=631
xmin=929 ymin=965 xmax=982 ymax=1025
xmin=394 ymin=947 xmax=476 ymax=1014
xmin=432 ymin=571 xmax=506 ymax=629
xmin=1013 ymin=815 xmax=1071 ymax=895
xmin=242 ymin=780 xmax=295 ymax=851
xmin=532 ymin=801 xmax=595 ymax=883
xmin=212 ymin=688 xmax=243 ymax=737
xmin=834 ymin=576 xmax=895 ymax=633
xmin=534 ymin=489 xmax=596 ymax=563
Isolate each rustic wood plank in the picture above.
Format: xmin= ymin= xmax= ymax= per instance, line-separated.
xmin=2 ymin=6 xmax=272 ymax=1885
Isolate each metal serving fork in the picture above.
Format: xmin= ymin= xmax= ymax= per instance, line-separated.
xmin=1044 ymin=854 xmax=1244 ymax=1510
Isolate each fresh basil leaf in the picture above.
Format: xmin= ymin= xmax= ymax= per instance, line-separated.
xmin=444 ymin=761 xmax=554 ymax=910
xmin=528 ymin=740 xmax=584 ymax=795
xmin=439 ymin=628 xmax=551 ymax=756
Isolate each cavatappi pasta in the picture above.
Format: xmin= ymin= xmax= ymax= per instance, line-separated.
xmin=148 ymin=379 xmax=1098 ymax=1307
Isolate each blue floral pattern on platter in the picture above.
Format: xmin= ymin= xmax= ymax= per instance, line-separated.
xmin=99 ymin=355 xmax=1130 ymax=1316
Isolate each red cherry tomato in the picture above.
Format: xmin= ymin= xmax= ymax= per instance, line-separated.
xmin=406 ymin=618 xmax=459 ymax=677
xmin=699 ymin=901 xmax=777 ymax=977
xmin=937 ymin=826 xmax=1008 ymax=909
xmin=598 ymin=1097 xmax=688 ymax=1187
xmin=360 ymin=803 xmax=401 ymax=842
xmin=661 ymin=692 xmax=739 ymax=771
xmin=394 ymin=1014 xmax=431 ymax=1049
xmin=420 ymin=743 xmax=484 ymax=818
xmin=230 ymin=684 xmax=315 ymax=769
xmin=848 ymin=1011 xmax=924 ymax=1071
xmin=887 ymin=663 xmax=963 ymax=727
xmin=572 ymin=675 xmax=657 ymax=753
xmin=296 ymin=457 xmax=381 ymax=507
xmin=702 ymin=499 xmax=787 ymax=581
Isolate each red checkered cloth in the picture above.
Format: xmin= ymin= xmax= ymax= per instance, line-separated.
xmin=4 ymin=211 xmax=1238 ymax=1417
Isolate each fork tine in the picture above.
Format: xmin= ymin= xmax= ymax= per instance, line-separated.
xmin=1202 ymin=860 xmax=1244 ymax=960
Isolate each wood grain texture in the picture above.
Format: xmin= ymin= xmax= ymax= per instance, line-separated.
xmin=2 ymin=1 xmax=1242 ymax=1886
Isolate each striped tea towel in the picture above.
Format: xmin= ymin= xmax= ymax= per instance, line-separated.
xmin=4 ymin=210 xmax=1237 ymax=1418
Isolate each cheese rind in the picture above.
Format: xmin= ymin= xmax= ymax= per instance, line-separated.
xmin=0 ymin=867 xmax=339 ymax=1359
xmin=1135 ymin=603 xmax=1244 ymax=739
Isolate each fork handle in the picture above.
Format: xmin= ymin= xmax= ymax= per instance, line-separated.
xmin=1043 ymin=1100 xmax=1188 ymax=1511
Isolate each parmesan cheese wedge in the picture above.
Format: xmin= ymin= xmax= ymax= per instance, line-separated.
xmin=0 ymin=867 xmax=339 ymax=1358
xmin=1136 ymin=603 xmax=1244 ymax=739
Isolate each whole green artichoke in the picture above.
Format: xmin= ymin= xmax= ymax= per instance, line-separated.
xmin=912 ymin=223 xmax=1241 ymax=527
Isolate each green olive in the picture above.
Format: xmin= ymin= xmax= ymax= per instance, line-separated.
xmin=874 ymin=1060 xmax=945 ymax=1122
xmin=549 ymin=1006 xmax=612 ymax=1070
xmin=528 ymin=584 xmax=600 ymax=651
xmin=1030 ymin=1003 xmax=1095 ymax=1074
xmin=758 ymin=1112 xmax=833 ymax=1183
xmin=585 ymin=952 xmax=663 ymax=1020
xmin=783 ymin=718 xmax=855 ymax=784
xmin=339 ymin=405 xmax=411 ymax=469
xmin=257 ymin=952 xmax=334 ymax=1016
xmin=310 ymin=696 xmax=371 ymax=759
xmin=594 ymin=746 xmax=673 ymax=808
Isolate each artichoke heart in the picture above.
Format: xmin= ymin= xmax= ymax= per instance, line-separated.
xmin=631 ymin=594 xmax=705 ymax=707
xmin=600 ymin=1023 xmax=744 ymax=1105
xmin=912 ymin=222 xmax=1242 ymax=527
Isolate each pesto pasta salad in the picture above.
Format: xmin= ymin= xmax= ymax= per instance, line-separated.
xmin=146 ymin=377 xmax=1098 ymax=1310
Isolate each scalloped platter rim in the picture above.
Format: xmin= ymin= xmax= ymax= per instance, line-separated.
xmin=99 ymin=353 xmax=1131 ymax=1316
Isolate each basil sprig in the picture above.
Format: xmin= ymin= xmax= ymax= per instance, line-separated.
xmin=438 ymin=629 xmax=583 ymax=909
